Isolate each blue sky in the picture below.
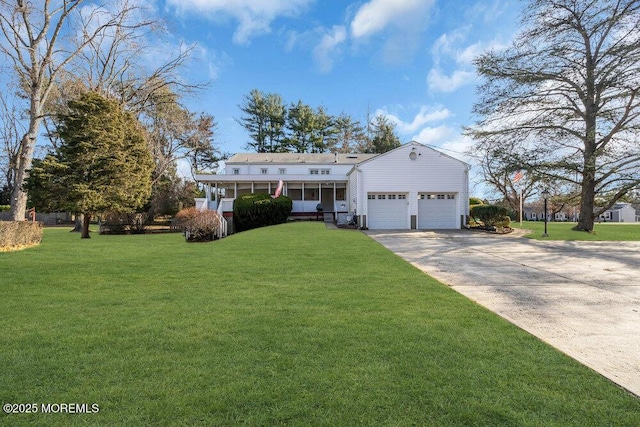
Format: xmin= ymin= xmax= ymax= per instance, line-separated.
xmin=151 ymin=0 xmax=524 ymax=194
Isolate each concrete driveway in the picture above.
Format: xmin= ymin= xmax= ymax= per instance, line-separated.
xmin=365 ymin=229 xmax=640 ymax=397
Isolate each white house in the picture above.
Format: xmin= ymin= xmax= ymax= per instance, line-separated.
xmin=195 ymin=141 xmax=470 ymax=230
xmin=598 ymin=202 xmax=637 ymax=223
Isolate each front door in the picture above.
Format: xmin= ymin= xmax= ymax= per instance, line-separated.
xmin=321 ymin=187 xmax=335 ymax=212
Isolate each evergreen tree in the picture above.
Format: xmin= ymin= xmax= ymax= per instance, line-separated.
xmin=285 ymin=100 xmax=316 ymax=153
xmin=236 ymin=89 xmax=286 ymax=153
xmin=26 ymin=91 xmax=153 ymax=238
xmin=362 ymin=115 xmax=401 ymax=153
xmin=333 ymin=113 xmax=367 ymax=153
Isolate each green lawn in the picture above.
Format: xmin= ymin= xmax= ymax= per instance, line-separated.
xmin=1 ymin=223 xmax=638 ymax=426
xmin=512 ymin=221 xmax=640 ymax=241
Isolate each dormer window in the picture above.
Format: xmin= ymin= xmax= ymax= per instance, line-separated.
xmin=261 ymin=168 xmax=268 ymax=174
xmin=309 ymin=169 xmax=319 ymax=175
xmin=232 ymin=168 xmax=240 ymax=175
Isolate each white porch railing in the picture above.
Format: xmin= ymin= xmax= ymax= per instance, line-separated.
xmin=217 ymin=201 xmax=227 ymax=238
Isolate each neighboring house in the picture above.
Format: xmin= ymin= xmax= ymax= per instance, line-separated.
xmin=195 ymin=141 xmax=470 ymax=230
xmin=523 ymin=207 xmax=575 ymax=222
xmin=598 ymin=202 xmax=637 ymax=223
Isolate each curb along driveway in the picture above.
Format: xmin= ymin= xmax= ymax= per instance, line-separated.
xmin=365 ymin=229 xmax=640 ymax=397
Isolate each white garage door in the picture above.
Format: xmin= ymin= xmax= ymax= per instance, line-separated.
xmin=367 ymin=193 xmax=408 ymax=229
xmin=418 ymin=193 xmax=458 ymax=229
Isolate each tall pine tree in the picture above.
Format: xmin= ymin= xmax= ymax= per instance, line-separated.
xmin=26 ymin=91 xmax=153 ymax=238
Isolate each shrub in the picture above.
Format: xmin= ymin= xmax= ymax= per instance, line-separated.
xmin=173 ymin=207 xmax=200 ymax=230
xmin=99 ymin=211 xmax=150 ymax=235
xmin=470 ymin=204 xmax=510 ymax=229
xmin=0 ymin=221 xmax=43 ymax=250
xmin=174 ymin=207 xmax=223 ymax=242
xmin=233 ymin=194 xmax=293 ymax=232
xmin=0 ymin=205 xmax=10 ymax=212
xmin=469 ymin=197 xmax=484 ymax=206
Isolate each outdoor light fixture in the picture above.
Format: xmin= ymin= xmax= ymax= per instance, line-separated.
xmin=541 ymin=188 xmax=550 ymax=237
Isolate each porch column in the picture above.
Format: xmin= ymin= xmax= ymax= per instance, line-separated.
xmin=333 ymin=182 xmax=336 ymax=212
xmin=251 ymin=182 xmax=254 ymax=193
xmin=302 ymin=182 xmax=305 ymax=201
xmin=234 ymin=182 xmax=237 ymax=198
xmin=214 ymin=183 xmax=218 ymax=203
xmin=205 ymin=183 xmax=211 ymax=203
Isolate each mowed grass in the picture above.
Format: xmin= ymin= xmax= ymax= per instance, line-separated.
xmin=512 ymin=221 xmax=640 ymax=241
xmin=1 ymin=223 xmax=638 ymax=426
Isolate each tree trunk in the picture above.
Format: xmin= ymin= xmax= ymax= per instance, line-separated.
xmin=9 ymin=96 xmax=43 ymax=221
xmin=71 ymin=214 xmax=84 ymax=232
xmin=577 ymin=119 xmax=597 ymax=232
xmin=81 ymin=213 xmax=91 ymax=239
xmin=577 ymin=176 xmax=596 ymax=231
xmin=9 ymin=134 xmax=37 ymax=221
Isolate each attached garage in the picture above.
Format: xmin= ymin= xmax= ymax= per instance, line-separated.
xmin=418 ymin=193 xmax=458 ymax=229
xmin=367 ymin=193 xmax=408 ymax=229
xmin=349 ymin=142 xmax=469 ymax=230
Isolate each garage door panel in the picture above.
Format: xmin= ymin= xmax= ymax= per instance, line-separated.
xmin=367 ymin=193 xmax=408 ymax=229
xmin=418 ymin=193 xmax=457 ymax=229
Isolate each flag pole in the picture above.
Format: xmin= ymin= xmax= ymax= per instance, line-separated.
xmin=519 ymin=187 xmax=523 ymax=225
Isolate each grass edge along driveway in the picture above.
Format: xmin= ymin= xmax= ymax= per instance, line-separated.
xmin=1 ymin=222 xmax=638 ymax=426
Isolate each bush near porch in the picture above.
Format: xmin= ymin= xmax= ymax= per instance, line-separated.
xmin=233 ymin=193 xmax=292 ymax=232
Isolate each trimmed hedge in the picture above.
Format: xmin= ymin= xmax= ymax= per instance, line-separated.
xmin=470 ymin=204 xmax=511 ymax=229
xmin=0 ymin=221 xmax=43 ymax=250
xmin=233 ymin=193 xmax=293 ymax=232
xmin=0 ymin=205 xmax=10 ymax=212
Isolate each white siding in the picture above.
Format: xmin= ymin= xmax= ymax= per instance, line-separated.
xmin=348 ymin=170 xmax=358 ymax=213
xmin=355 ymin=142 xmax=468 ymax=230
xmin=224 ymin=162 xmax=355 ymax=177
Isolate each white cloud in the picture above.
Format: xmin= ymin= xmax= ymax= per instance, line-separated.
xmin=313 ymin=26 xmax=347 ymax=73
xmin=166 ymin=0 xmax=313 ymax=44
xmin=350 ymin=0 xmax=435 ymax=39
xmin=381 ymin=106 xmax=452 ymax=133
xmin=427 ymin=68 xmax=475 ymax=93
xmin=412 ymin=125 xmax=456 ymax=145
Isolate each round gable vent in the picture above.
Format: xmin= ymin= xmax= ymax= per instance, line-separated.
xmin=409 ymin=151 xmax=417 ymax=160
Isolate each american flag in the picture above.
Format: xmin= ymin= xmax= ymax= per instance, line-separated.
xmin=274 ymin=179 xmax=284 ymax=198
xmin=513 ymin=170 xmax=523 ymax=183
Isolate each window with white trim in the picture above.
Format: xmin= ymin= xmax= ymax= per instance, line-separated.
xmin=377 ymin=194 xmax=386 ymax=200
xmin=368 ymin=194 xmax=375 ymax=200
xmin=398 ymin=194 xmax=406 ymax=200
xmin=447 ymin=194 xmax=455 ymax=200
xmin=437 ymin=194 xmax=445 ymax=200
xmin=388 ymin=194 xmax=396 ymax=200
xmin=232 ymin=168 xmax=240 ymax=175
xmin=261 ymin=168 xmax=268 ymax=174
xmin=320 ymin=169 xmax=330 ymax=175
xmin=309 ymin=169 xmax=319 ymax=175
xmin=279 ymin=168 xmax=286 ymax=174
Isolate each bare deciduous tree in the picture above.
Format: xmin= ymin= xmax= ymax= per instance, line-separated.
xmin=468 ymin=0 xmax=640 ymax=232
xmin=0 ymin=0 xmax=201 ymax=220
xmin=0 ymin=0 xmax=132 ymax=219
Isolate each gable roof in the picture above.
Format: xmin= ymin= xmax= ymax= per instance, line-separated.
xmin=349 ymin=141 xmax=470 ymax=169
xmin=226 ymin=152 xmax=378 ymax=165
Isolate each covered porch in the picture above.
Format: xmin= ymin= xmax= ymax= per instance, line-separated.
xmin=195 ymin=175 xmax=349 ymax=219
